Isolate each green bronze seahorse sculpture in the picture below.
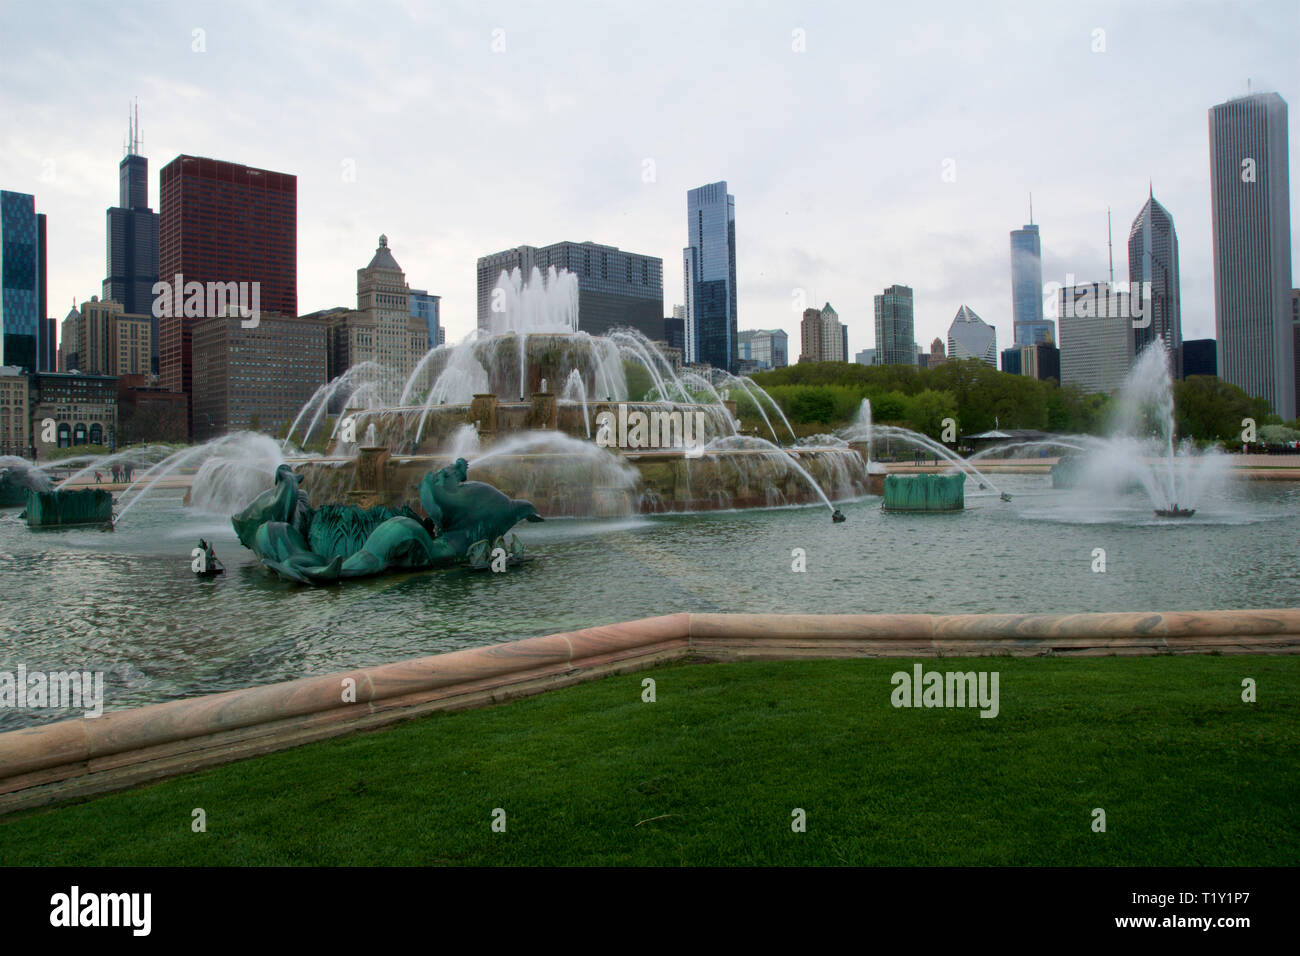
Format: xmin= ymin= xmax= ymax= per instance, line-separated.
xmin=231 ymin=458 xmax=541 ymax=585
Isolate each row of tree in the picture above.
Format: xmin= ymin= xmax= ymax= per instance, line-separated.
xmin=747 ymin=360 xmax=1290 ymax=443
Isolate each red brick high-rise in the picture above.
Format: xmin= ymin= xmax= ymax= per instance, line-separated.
xmin=158 ymin=155 xmax=297 ymax=436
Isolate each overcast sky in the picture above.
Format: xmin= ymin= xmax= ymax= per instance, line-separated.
xmin=2 ymin=0 xmax=1297 ymax=358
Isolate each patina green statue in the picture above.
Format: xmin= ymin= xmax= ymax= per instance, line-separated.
xmin=232 ymin=458 xmax=541 ymax=585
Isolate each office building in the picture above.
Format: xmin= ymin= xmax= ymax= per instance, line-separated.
xmin=1001 ymin=343 xmax=1060 ymax=381
xmin=0 ymin=365 xmax=29 ymax=457
xmin=738 ymin=329 xmax=788 ymax=370
xmin=58 ymin=303 xmax=80 ymax=372
xmin=1181 ymin=338 xmax=1217 ymax=378
xmin=103 ymin=106 xmax=160 ymax=370
xmin=1128 ymin=189 xmax=1182 ymax=378
xmin=77 ymin=297 xmax=151 ymax=378
xmin=873 ymin=285 xmax=916 ymax=366
xmin=1209 ymin=92 xmax=1294 ymax=419
xmin=683 ymin=181 xmax=738 ymax=369
xmin=855 ymin=348 xmax=876 ymax=366
xmin=1011 ymin=218 xmax=1053 ymax=345
xmin=947 ymin=305 xmax=997 ymax=367
xmin=1 ymin=190 xmax=45 ymax=372
xmin=663 ymin=316 xmax=686 ymax=355
xmin=1058 ymin=282 xmax=1133 ymax=393
xmin=117 ymin=374 xmax=188 ymax=445
xmin=192 ymin=312 xmax=325 ymax=442
xmin=29 ymin=372 xmax=118 ymax=448
xmin=158 ymin=155 xmax=297 ymax=434
xmin=410 ymin=289 xmax=443 ymax=348
xmin=477 ymin=241 xmax=664 ymax=339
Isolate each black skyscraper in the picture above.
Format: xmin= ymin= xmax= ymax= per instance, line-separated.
xmin=103 ymin=103 xmax=160 ymax=373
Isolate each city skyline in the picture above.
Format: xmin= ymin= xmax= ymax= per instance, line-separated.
xmin=1 ymin=1 xmax=1297 ymax=368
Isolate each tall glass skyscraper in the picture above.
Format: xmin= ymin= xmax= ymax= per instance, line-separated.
xmin=873 ymin=284 xmax=915 ymax=366
xmin=0 ymin=190 xmax=42 ymax=372
xmin=1128 ymin=189 xmax=1182 ymax=379
xmin=1209 ymin=91 xmax=1294 ymax=420
xmin=1010 ymin=222 xmax=1053 ymax=344
xmin=104 ymin=105 xmax=160 ymax=372
xmin=410 ymin=289 xmax=443 ymax=346
xmin=683 ymin=181 xmax=737 ymax=370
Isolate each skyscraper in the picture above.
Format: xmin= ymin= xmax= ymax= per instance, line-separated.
xmin=1209 ymin=92 xmax=1294 ymax=419
xmin=874 ymin=285 xmax=915 ymax=366
xmin=476 ymin=241 xmax=663 ymax=339
xmin=410 ymin=290 xmax=443 ymax=347
xmin=1011 ymin=214 xmax=1053 ymax=345
xmin=0 ymin=190 xmax=43 ymax=372
xmin=798 ymin=308 xmax=823 ymax=363
xmin=1128 ymin=189 xmax=1182 ymax=379
xmin=1058 ymin=282 xmax=1133 ymax=393
xmin=158 ymin=155 xmax=297 ymax=435
xmin=103 ymin=104 xmax=160 ymax=371
xmin=683 ymin=182 xmax=737 ymax=370
xmin=947 ymin=305 xmax=997 ymax=367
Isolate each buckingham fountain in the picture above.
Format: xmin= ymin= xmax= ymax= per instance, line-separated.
xmin=281 ymin=266 xmax=869 ymax=522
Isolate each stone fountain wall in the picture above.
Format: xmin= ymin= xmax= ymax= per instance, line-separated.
xmin=293 ymin=443 xmax=869 ymax=519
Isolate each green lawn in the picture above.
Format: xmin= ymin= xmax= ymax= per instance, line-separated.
xmin=2 ymin=656 xmax=1296 ymax=866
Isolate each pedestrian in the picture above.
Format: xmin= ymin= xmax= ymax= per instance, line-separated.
xmin=94 ymin=470 xmax=102 ymax=483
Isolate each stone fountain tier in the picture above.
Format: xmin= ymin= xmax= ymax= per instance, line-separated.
xmin=333 ymin=394 xmax=739 ymax=456
xmin=292 ymin=444 xmax=869 ymax=518
xmin=419 ymin=332 xmax=626 ymax=403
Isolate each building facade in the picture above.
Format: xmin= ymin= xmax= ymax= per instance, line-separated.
xmin=77 ymin=297 xmax=151 ymax=378
xmin=947 ymin=305 xmax=997 ymax=367
xmin=192 ymin=313 xmax=326 ymax=442
xmin=738 ymin=329 xmax=788 ymax=369
xmin=1002 ymin=343 xmax=1061 ymax=381
xmin=1058 ymin=283 xmax=1133 ymax=393
xmin=29 ymin=372 xmax=118 ymax=449
xmin=683 ymin=182 xmax=738 ymax=370
xmin=0 ymin=365 xmax=29 ymax=457
xmin=1208 ymin=92 xmax=1295 ymax=420
xmin=158 ymin=155 xmax=297 ymax=435
xmin=0 ymin=190 xmax=44 ymax=372
xmin=476 ymin=241 xmax=664 ymax=340
xmin=410 ymin=289 xmax=443 ymax=348
xmin=873 ymin=285 xmax=915 ymax=366
xmin=1011 ymin=222 xmax=1052 ymax=345
xmin=57 ymin=303 xmax=79 ymax=372
xmin=1128 ymin=190 xmax=1182 ymax=379
xmin=103 ymin=108 xmax=160 ymax=370
xmin=1181 ymin=338 xmax=1217 ymax=378
xmin=854 ymin=348 xmax=876 ymax=366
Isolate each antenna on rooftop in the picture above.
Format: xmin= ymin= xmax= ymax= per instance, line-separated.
xmin=1106 ymin=207 xmax=1113 ymax=284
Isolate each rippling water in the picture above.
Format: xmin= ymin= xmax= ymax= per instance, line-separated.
xmin=1 ymin=475 xmax=1297 ymax=729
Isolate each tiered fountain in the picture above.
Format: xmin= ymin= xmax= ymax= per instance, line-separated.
xmin=283 ymin=266 xmax=869 ymax=518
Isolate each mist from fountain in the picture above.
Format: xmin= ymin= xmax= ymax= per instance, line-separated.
xmin=283 ymin=361 xmax=399 ymax=452
xmin=0 ymin=456 xmax=54 ymax=498
xmin=561 ymin=368 xmax=591 ymax=437
xmin=116 ymin=432 xmax=289 ymax=524
xmin=1070 ymin=345 xmax=1231 ymax=514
